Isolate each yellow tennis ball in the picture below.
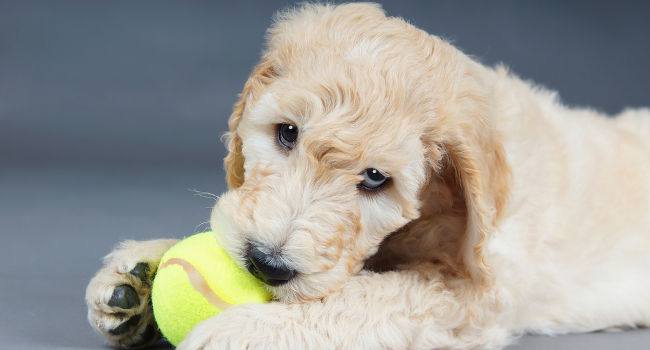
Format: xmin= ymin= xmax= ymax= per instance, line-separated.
xmin=151 ymin=231 xmax=271 ymax=346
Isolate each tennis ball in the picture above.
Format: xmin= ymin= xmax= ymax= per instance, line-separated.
xmin=151 ymin=231 xmax=271 ymax=346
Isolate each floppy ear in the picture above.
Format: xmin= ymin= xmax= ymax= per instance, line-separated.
xmin=444 ymin=126 xmax=510 ymax=287
xmin=223 ymin=95 xmax=246 ymax=189
xmin=223 ymin=57 xmax=278 ymax=189
xmin=427 ymin=56 xmax=511 ymax=287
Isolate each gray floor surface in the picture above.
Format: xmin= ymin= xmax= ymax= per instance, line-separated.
xmin=1 ymin=167 xmax=649 ymax=349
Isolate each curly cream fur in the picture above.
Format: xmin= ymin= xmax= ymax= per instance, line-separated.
xmin=87 ymin=3 xmax=650 ymax=349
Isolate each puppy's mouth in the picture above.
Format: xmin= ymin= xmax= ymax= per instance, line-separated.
xmin=244 ymin=242 xmax=298 ymax=287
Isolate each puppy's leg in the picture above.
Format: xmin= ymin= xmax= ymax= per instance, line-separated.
xmin=178 ymin=263 xmax=511 ymax=350
xmin=86 ymin=239 xmax=178 ymax=348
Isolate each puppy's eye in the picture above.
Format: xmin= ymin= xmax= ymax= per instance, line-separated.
xmin=277 ymin=123 xmax=298 ymax=150
xmin=358 ymin=168 xmax=389 ymax=192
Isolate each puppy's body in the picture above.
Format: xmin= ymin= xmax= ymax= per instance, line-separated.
xmin=486 ymin=75 xmax=650 ymax=334
xmin=86 ymin=3 xmax=650 ymax=349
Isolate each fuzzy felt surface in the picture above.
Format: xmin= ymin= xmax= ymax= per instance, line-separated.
xmin=152 ymin=232 xmax=271 ymax=346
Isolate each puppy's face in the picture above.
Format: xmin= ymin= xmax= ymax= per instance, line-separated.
xmin=210 ymin=54 xmax=435 ymax=301
xmin=206 ymin=3 xmax=484 ymax=302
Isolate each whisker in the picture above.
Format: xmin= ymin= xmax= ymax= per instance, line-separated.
xmin=188 ymin=188 xmax=221 ymax=203
xmin=194 ymin=220 xmax=211 ymax=234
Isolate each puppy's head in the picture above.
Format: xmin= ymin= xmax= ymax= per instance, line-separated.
xmin=211 ymin=3 xmax=509 ymax=302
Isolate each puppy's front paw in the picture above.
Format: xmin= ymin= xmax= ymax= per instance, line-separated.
xmin=86 ymin=239 xmax=177 ymax=348
xmin=86 ymin=261 xmax=159 ymax=348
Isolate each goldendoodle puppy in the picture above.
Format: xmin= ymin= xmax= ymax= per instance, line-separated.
xmin=86 ymin=3 xmax=650 ymax=349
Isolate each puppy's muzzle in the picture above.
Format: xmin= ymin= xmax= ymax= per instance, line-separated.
xmin=246 ymin=243 xmax=297 ymax=286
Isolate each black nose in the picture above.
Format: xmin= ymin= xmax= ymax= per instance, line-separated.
xmin=246 ymin=244 xmax=296 ymax=286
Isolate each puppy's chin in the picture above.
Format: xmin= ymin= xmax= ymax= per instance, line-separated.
xmin=273 ymin=263 xmax=358 ymax=303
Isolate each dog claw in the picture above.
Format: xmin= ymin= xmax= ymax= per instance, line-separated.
xmin=108 ymin=285 xmax=140 ymax=309
xmin=109 ymin=314 xmax=142 ymax=335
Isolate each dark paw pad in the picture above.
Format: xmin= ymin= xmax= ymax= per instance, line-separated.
xmin=109 ymin=314 xmax=141 ymax=335
xmin=129 ymin=262 xmax=151 ymax=284
xmin=108 ymin=285 xmax=140 ymax=309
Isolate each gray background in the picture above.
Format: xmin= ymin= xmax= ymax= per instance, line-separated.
xmin=1 ymin=1 xmax=648 ymax=349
